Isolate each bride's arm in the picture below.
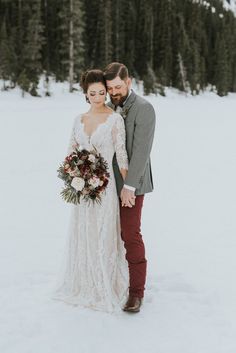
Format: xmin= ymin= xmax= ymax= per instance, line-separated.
xmin=112 ymin=114 xmax=129 ymax=179
xmin=67 ymin=116 xmax=79 ymax=155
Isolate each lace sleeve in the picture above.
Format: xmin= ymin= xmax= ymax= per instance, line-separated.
xmin=67 ymin=117 xmax=79 ymax=155
xmin=112 ymin=114 xmax=128 ymax=170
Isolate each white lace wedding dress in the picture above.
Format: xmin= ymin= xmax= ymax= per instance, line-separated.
xmin=53 ymin=112 xmax=129 ymax=313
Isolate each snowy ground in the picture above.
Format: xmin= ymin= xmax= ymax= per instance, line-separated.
xmin=0 ymin=83 xmax=236 ymax=353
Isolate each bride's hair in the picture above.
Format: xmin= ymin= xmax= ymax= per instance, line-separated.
xmin=80 ymin=69 xmax=107 ymax=93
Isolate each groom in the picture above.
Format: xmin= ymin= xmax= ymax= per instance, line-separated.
xmin=104 ymin=62 xmax=156 ymax=313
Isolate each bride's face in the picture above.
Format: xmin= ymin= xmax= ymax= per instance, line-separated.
xmin=86 ymin=82 xmax=106 ymax=107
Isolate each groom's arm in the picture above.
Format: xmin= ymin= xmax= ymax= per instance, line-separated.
xmin=124 ymin=102 xmax=156 ymax=190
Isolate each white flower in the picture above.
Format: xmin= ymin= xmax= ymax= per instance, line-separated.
xmin=71 ymin=177 xmax=85 ymax=191
xmin=88 ymin=176 xmax=100 ymax=189
xmin=78 ymin=145 xmax=85 ymax=151
xmin=88 ymin=154 xmax=96 ymax=163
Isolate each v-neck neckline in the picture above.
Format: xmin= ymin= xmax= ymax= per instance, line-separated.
xmin=80 ymin=111 xmax=115 ymax=142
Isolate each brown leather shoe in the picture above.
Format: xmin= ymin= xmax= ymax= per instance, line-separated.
xmin=123 ymin=296 xmax=143 ymax=313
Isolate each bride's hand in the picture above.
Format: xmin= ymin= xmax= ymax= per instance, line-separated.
xmin=120 ymin=188 xmax=136 ymax=208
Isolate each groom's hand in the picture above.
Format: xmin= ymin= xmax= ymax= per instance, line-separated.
xmin=120 ymin=188 xmax=136 ymax=208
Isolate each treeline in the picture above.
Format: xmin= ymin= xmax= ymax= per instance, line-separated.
xmin=0 ymin=0 xmax=236 ymax=96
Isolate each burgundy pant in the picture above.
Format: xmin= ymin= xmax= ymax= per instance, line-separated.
xmin=120 ymin=195 xmax=146 ymax=298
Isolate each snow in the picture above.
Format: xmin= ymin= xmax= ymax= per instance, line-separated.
xmin=193 ymin=0 xmax=236 ymax=15
xmin=223 ymin=0 xmax=236 ymax=15
xmin=0 ymin=82 xmax=236 ymax=353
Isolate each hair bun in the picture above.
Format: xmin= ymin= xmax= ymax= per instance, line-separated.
xmin=79 ymin=69 xmax=107 ymax=94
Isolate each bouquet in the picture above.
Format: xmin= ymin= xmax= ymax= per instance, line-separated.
xmin=57 ymin=146 xmax=110 ymax=205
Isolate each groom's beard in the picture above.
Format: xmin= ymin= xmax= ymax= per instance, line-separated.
xmin=110 ymin=91 xmax=129 ymax=107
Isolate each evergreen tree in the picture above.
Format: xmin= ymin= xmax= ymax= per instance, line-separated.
xmin=18 ymin=0 xmax=44 ymax=96
xmin=41 ymin=0 xmax=51 ymax=96
xmin=83 ymin=0 xmax=99 ymax=68
xmin=134 ymin=0 xmax=150 ymax=77
xmin=93 ymin=0 xmax=112 ymax=68
xmin=171 ymin=10 xmax=190 ymax=91
xmin=111 ymin=0 xmax=126 ymax=62
xmin=0 ymin=20 xmax=15 ymax=89
xmin=0 ymin=0 xmax=236 ymax=96
xmin=214 ymin=32 xmax=230 ymax=96
xmin=58 ymin=0 xmax=85 ymax=90
xmin=122 ymin=0 xmax=137 ymax=75
xmin=18 ymin=69 xmax=30 ymax=97
xmin=154 ymin=0 xmax=173 ymax=86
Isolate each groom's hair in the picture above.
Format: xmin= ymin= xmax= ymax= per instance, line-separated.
xmin=103 ymin=62 xmax=129 ymax=81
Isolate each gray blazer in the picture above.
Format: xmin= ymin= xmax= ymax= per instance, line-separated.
xmin=108 ymin=90 xmax=156 ymax=196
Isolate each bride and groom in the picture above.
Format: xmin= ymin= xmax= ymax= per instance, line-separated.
xmin=54 ymin=62 xmax=156 ymax=313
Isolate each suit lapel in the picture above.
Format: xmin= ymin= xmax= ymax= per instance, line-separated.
xmin=123 ymin=90 xmax=136 ymax=110
xmin=121 ymin=90 xmax=136 ymax=122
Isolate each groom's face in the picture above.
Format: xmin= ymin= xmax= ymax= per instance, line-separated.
xmin=106 ymin=76 xmax=131 ymax=106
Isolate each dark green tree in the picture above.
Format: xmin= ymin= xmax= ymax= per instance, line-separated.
xmin=214 ymin=32 xmax=230 ymax=96
xmin=0 ymin=20 xmax=16 ymax=89
xmin=1 ymin=0 xmax=236 ymax=96
xmin=18 ymin=0 xmax=44 ymax=96
xmin=58 ymin=0 xmax=85 ymax=90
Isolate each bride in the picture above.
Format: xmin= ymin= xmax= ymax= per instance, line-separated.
xmin=53 ymin=69 xmax=129 ymax=312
